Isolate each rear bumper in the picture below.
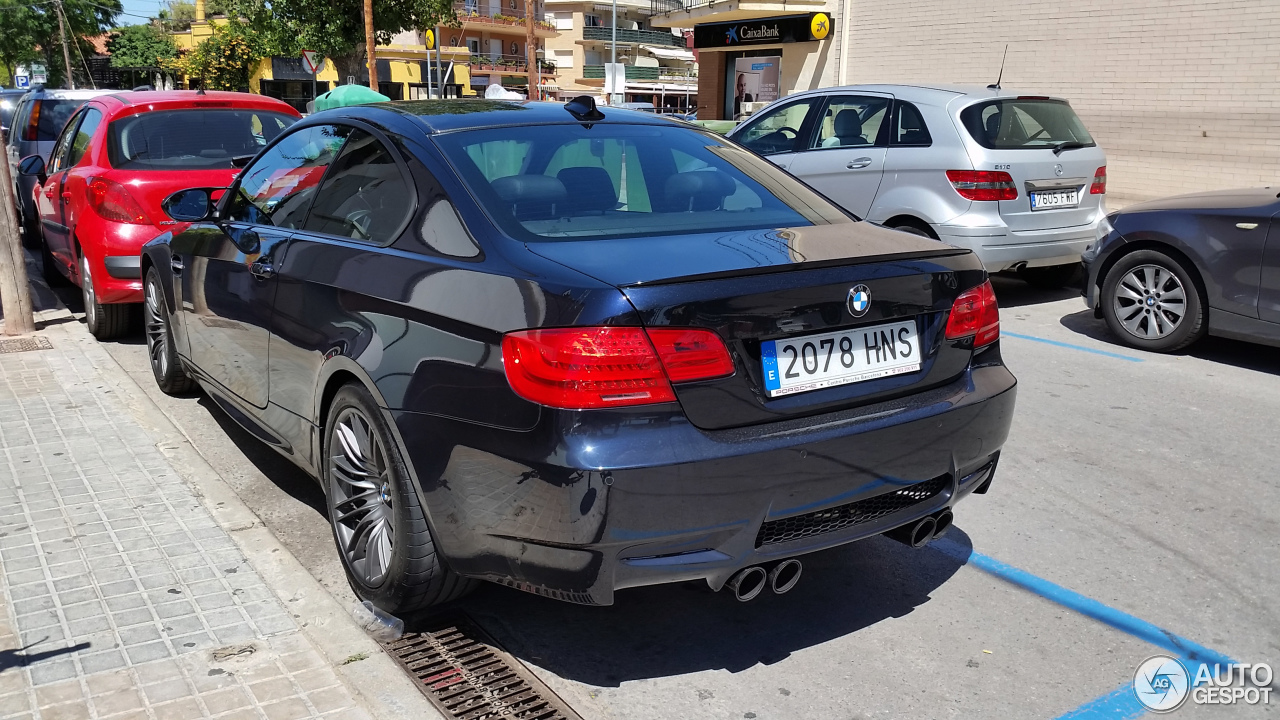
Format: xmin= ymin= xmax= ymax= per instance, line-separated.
xmin=938 ymin=212 xmax=1101 ymax=272
xmin=392 ymin=354 xmax=1017 ymax=605
xmin=77 ymin=214 xmax=160 ymax=304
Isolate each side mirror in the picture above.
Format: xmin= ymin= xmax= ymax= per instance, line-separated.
xmin=162 ymin=188 xmax=215 ymax=222
xmin=17 ymin=155 xmax=45 ymax=183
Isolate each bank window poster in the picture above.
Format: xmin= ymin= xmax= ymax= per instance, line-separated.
xmin=733 ymin=56 xmax=781 ymax=119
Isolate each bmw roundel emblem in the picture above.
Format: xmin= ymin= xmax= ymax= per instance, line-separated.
xmin=847 ymin=285 xmax=871 ymax=317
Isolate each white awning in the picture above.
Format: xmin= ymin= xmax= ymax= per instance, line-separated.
xmin=625 ymin=81 xmax=697 ymax=92
xmin=640 ymin=45 xmax=695 ymax=62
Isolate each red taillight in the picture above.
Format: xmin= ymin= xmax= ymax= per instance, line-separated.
xmin=946 ymin=170 xmax=1017 ymax=202
xmin=944 ymin=280 xmax=1000 ymax=348
xmin=87 ymin=177 xmax=150 ymax=224
xmin=501 ymin=326 xmax=733 ymax=409
xmin=1090 ymin=166 xmax=1107 ymax=195
xmin=23 ymin=101 xmax=41 ymax=141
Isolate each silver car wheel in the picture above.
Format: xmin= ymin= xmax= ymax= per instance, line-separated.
xmin=144 ymin=277 xmax=168 ymax=376
xmin=81 ymin=255 xmax=96 ymax=329
xmin=1112 ymin=263 xmax=1187 ymax=339
xmin=329 ymin=408 xmax=395 ymax=587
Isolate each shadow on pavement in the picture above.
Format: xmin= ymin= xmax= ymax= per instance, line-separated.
xmin=989 ymin=273 xmax=1082 ymax=308
xmin=457 ymin=529 xmax=973 ymax=686
xmin=0 ymin=640 xmax=91 ymax=674
xmin=193 ymin=394 xmax=330 ymax=519
xmin=1059 ymin=308 xmax=1280 ymax=375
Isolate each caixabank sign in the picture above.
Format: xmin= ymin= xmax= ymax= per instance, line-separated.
xmin=693 ymin=12 xmax=831 ymax=49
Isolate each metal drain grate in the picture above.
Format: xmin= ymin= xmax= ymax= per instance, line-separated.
xmin=0 ymin=336 xmax=52 ymax=354
xmin=383 ymin=614 xmax=582 ymax=720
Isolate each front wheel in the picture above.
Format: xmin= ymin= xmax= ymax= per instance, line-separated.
xmin=324 ymin=384 xmax=475 ymax=613
xmin=144 ymin=267 xmax=194 ymax=395
xmin=1101 ymin=249 xmax=1206 ymax=352
xmin=81 ymin=253 xmax=131 ymax=340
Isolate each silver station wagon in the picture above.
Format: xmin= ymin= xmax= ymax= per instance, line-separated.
xmin=729 ymin=84 xmax=1108 ymax=288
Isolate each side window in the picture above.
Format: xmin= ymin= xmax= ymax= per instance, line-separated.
xmin=302 ymin=129 xmax=414 ymax=243
xmin=813 ymin=96 xmax=889 ymax=149
xmin=225 ymin=124 xmax=347 ymax=228
xmin=67 ymin=107 xmax=103 ymax=167
xmin=735 ymin=98 xmax=819 ymax=156
xmin=47 ymin=110 xmax=84 ymax=174
xmin=891 ymin=102 xmax=932 ymax=146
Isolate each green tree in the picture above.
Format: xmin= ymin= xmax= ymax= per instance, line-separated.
xmin=163 ymin=0 xmax=234 ymax=30
xmin=106 ymin=24 xmax=178 ymax=69
xmin=164 ymin=20 xmax=268 ymax=91
xmin=225 ymin=0 xmax=455 ymax=84
xmin=0 ymin=0 xmax=121 ymax=88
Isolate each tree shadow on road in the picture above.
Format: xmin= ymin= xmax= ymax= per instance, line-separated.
xmin=458 ymin=528 xmax=973 ymax=686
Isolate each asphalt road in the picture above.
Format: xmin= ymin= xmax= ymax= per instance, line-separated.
xmin=94 ymin=275 xmax=1278 ymax=719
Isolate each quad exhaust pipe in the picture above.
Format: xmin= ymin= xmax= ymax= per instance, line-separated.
xmin=884 ymin=508 xmax=954 ymax=549
xmin=724 ymin=558 xmax=804 ymax=601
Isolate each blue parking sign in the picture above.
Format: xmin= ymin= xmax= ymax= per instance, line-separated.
xmin=16 ymin=75 xmax=29 ymax=89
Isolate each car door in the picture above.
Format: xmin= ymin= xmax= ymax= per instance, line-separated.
xmin=266 ymin=125 xmax=420 ymax=454
xmin=36 ymin=108 xmax=85 ymax=269
xmin=729 ymin=96 xmax=824 ymax=171
xmin=1257 ymin=210 xmax=1280 ymax=323
xmin=58 ymin=105 xmax=104 ymax=256
xmin=782 ymin=93 xmax=892 ymax=219
xmin=176 ymin=122 xmax=347 ymax=408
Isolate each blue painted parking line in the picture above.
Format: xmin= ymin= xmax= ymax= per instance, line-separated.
xmin=1002 ymin=331 xmax=1144 ymax=362
xmin=930 ymin=539 xmax=1238 ymax=719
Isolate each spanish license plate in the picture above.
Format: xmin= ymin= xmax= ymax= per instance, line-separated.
xmin=761 ymin=320 xmax=921 ymax=398
xmin=1029 ymin=188 xmax=1080 ymax=210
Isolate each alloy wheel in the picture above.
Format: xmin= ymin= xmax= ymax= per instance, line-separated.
xmin=81 ymin=255 xmax=96 ymax=329
xmin=1112 ymin=264 xmax=1186 ymax=339
xmin=144 ymin=277 xmax=168 ymax=377
xmin=329 ymin=408 xmax=395 ymax=587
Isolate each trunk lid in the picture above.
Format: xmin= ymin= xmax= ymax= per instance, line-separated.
xmin=988 ymin=145 xmax=1105 ymax=232
xmin=102 ymin=168 xmax=239 ymax=228
xmin=527 ymin=222 xmax=986 ymax=430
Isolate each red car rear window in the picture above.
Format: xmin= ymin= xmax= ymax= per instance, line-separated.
xmin=107 ymin=109 xmax=297 ymax=170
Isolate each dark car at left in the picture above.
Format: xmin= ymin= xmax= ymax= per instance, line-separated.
xmin=143 ymin=98 xmax=1017 ymax=612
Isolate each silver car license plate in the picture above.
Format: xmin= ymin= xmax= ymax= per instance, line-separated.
xmin=1030 ymin=188 xmax=1080 ymax=210
xmin=761 ymin=320 xmax=921 ymax=398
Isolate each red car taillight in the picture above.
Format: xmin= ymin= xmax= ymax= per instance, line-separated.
xmin=501 ymin=326 xmax=733 ymax=409
xmin=1090 ymin=166 xmax=1107 ymax=195
xmin=87 ymin=177 xmax=150 ymax=224
xmin=944 ymin=280 xmax=1000 ymax=348
xmin=946 ymin=170 xmax=1018 ymax=202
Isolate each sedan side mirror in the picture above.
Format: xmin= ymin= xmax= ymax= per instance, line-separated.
xmin=17 ymin=155 xmax=46 ymax=183
xmin=162 ymin=188 xmax=216 ymax=222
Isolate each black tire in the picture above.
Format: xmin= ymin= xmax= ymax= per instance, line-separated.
xmin=143 ymin=267 xmax=194 ymax=395
xmin=885 ymin=220 xmax=937 ymax=239
xmin=1019 ymin=263 xmax=1082 ymax=289
xmin=1101 ymin=249 xmax=1206 ymax=353
xmin=40 ymin=238 xmax=69 ymax=287
xmin=81 ymin=253 xmax=132 ymax=340
xmin=324 ymin=383 xmax=476 ymax=613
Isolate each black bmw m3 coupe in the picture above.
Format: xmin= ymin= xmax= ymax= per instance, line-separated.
xmin=142 ymin=98 xmax=1017 ymax=611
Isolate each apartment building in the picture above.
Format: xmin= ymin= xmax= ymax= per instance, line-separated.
xmin=544 ymin=0 xmax=697 ymax=109
xmin=445 ymin=0 xmax=560 ymax=97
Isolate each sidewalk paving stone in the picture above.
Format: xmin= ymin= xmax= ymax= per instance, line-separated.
xmin=0 ymin=324 xmax=371 ymax=718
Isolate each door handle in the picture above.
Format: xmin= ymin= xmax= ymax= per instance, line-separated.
xmin=61 ymin=192 xmax=72 ymax=202
xmin=170 ymin=255 xmax=183 ymax=275
xmin=846 ymin=157 xmax=873 ymax=170
xmin=250 ymin=260 xmax=276 ymax=280
xmin=44 ymin=186 xmax=55 ymax=198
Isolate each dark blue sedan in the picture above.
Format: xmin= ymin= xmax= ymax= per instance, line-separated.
xmin=143 ymin=98 xmax=1016 ymax=611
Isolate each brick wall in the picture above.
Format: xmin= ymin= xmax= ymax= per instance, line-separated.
xmin=698 ymin=50 xmax=725 ymax=119
xmin=841 ymin=0 xmax=1280 ymax=205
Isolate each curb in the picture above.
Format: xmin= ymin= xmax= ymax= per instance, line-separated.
xmin=32 ymin=302 xmax=443 ymax=720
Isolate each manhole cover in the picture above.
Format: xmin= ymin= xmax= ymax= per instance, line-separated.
xmin=383 ymin=614 xmax=582 ymax=720
xmin=0 ymin=336 xmax=52 ymax=354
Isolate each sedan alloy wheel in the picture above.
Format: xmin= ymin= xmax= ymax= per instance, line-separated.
xmin=1113 ymin=264 xmax=1186 ymax=339
xmin=329 ymin=406 xmax=396 ymax=587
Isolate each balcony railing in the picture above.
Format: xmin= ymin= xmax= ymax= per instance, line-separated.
xmin=469 ymin=54 xmax=531 ymax=72
xmin=581 ymin=26 xmax=686 ymax=47
xmin=581 ymin=65 xmax=696 ymax=81
xmin=453 ymin=3 xmax=557 ymax=31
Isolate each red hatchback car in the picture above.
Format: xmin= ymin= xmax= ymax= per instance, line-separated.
xmin=23 ymin=90 xmax=299 ymax=338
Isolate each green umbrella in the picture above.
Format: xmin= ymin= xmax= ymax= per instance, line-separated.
xmin=314 ymin=84 xmax=391 ymax=111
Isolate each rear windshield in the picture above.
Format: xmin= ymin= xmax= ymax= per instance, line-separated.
xmin=32 ymin=99 xmax=87 ymax=141
xmin=960 ymin=99 xmax=1094 ymax=150
xmin=434 ymin=123 xmax=850 ymax=241
xmin=108 ymin=109 xmax=297 ymax=170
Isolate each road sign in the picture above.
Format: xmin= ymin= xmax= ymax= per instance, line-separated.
xmin=30 ymin=63 xmax=46 ymax=84
xmin=15 ymin=75 xmax=29 ymax=89
xmin=301 ymin=50 xmax=322 ymax=75
xmin=424 ymin=29 xmax=436 ymax=51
